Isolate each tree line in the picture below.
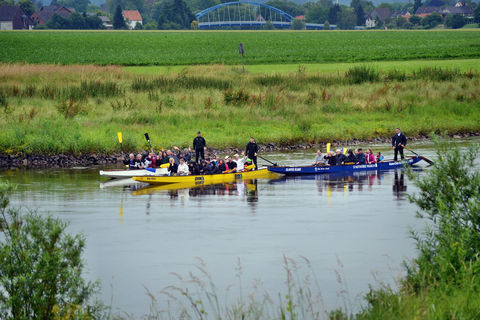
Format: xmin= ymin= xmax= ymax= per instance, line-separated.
xmin=2 ymin=0 xmax=479 ymax=30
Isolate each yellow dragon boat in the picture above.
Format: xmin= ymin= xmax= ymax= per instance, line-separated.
xmin=132 ymin=168 xmax=280 ymax=185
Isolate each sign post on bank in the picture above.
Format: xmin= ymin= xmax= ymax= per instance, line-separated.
xmin=238 ymin=43 xmax=245 ymax=74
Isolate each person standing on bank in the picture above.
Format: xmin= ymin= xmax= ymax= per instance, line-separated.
xmin=193 ymin=131 xmax=207 ymax=163
xmin=392 ymin=128 xmax=407 ymax=161
xmin=245 ymin=137 xmax=258 ymax=170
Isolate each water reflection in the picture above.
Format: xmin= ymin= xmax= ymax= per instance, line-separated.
xmin=132 ymin=179 xmax=261 ymax=213
xmin=269 ymin=169 xmax=415 ymax=200
xmin=393 ymin=171 xmax=407 ymax=200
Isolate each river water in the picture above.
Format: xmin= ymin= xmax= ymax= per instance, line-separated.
xmin=0 ymin=140 xmax=476 ymax=317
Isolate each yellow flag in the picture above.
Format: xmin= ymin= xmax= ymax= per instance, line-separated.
xmin=117 ymin=132 xmax=123 ymax=144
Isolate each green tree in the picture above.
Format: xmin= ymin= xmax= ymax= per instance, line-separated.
xmin=413 ymin=0 xmax=422 ymax=14
xmin=157 ymin=0 xmax=194 ymax=29
xmin=409 ymin=14 xmax=421 ymax=25
xmin=58 ymin=0 xmax=90 ymax=13
xmin=445 ymin=14 xmax=466 ymax=28
xmin=396 ymin=16 xmax=407 ymax=28
xmin=305 ymin=4 xmax=329 ymax=24
xmin=421 ymin=12 xmax=442 ymax=28
xmin=351 ymin=0 xmax=365 ymax=26
xmin=0 ymin=0 xmax=14 ymax=5
xmin=473 ymin=5 xmax=480 ymax=24
xmin=69 ymin=12 xmax=86 ymax=28
xmin=290 ymin=18 xmax=306 ymax=29
xmin=0 ymin=183 xmax=102 ymax=319
xmin=405 ymin=142 xmax=480 ymax=289
xmin=113 ymin=4 xmax=126 ymax=29
xmin=328 ymin=3 xmax=340 ymax=24
xmin=265 ymin=0 xmax=305 ymax=17
xmin=17 ymin=0 xmax=35 ymax=16
xmin=338 ymin=7 xmax=356 ymax=29
xmin=46 ymin=13 xmax=69 ymax=29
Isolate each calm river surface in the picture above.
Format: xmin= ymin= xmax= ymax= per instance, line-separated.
xmin=1 ymin=140 xmax=477 ymax=316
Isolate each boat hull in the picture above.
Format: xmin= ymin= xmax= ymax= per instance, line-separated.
xmin=99 ymin=168 xmax=168 ymax=179
xmin=267 ymin=157 xmax=423 ymax=175
xmin=132 ymin=168 xmax=280 ymax=185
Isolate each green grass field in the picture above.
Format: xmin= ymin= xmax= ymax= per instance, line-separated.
xmin=126 ymin=58 xmax=480 ymax=74
xmin=0 ymin=63 xmax=479 ymax=155
xmin=1 ymin=30 xmax=480 ymax=66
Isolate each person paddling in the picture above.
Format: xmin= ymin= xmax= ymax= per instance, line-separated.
xmin=193 ymin=131 xmax=207 ymax=163
xmin=392 ymin=128 xmax=407 ymax=161
xmin=245 ymin=137 xmax=258 ymax=170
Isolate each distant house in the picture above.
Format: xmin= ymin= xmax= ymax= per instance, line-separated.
xmin=442 ymin=5 xmax=473 ymax=17
xmin=99 ymin=16 xmax=112 ymax=29
xmin=31 ymin=6 xmax=73 ymax=25
xmin=0 ymin=5 xmax=35 ymax=30
xmin=122 ymin=10 xmax=142 ymax=29
xmin=365 ymin=8 xmax=391 ymax=28
xmin=415 ymin=6 xmax=442 ymax=16
xmin=391 ymin=9 xmax=411 ymax=20
xmin=294 ymin=15 xmax=305 ymax=20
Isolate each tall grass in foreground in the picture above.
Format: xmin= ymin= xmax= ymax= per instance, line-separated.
xmin=125 ymin=256 xmax=349 ymax=320
xmin=356 ymin=140 xmax=480 ymax=319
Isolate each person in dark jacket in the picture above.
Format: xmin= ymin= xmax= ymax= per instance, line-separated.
xmin=392 ymin=128 xmax=407 ymax=161
xmin=167 ymin=157 xmax=178 ymax=175
xmin=324 ymin=152 xmax=336 ymax=166
xmin=345 ymin=149 xmax=356 ymax=163
xmin=193 ymin=131 xmax=207 ymax=163
xmin=335 ymin=149 xmax=347 ymax=165
xmin=355 ymin=148 xmax=366 ymax=164
xmin=245 ymin=137 xmax=258 ymax=170
xmin=214 ymin=159 xmax=226 ymax=173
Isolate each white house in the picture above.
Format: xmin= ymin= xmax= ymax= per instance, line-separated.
xmin=122 ymin=10 xmax=142 ymax=29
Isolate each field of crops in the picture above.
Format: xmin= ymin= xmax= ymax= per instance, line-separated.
xmin=1 ymin=30 xmax=480 ymax=66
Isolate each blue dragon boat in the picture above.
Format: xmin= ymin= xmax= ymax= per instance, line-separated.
xmin=267 ymin=156 xmax=423 ymax=175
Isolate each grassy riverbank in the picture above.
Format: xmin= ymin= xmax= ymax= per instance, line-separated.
xmin=1 ymin=62 xmax=479 ymax=155
xmin=1 ymin=30 xmax=480 ymax=66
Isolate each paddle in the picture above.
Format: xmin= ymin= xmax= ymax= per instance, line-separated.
xmin=144 ymin=133 xmax=152 ymax=148
xmin=117 ymin=132 xmax=124 ymax=157
xmin=326 ymin=143 xmax=331 ymax=153
xmin=258 ymin=155 xmax=278 ymax=167
xmin=401 ymin=145 xmax=434 ymax=165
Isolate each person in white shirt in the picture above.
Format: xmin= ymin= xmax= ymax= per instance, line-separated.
xmin=177 ymin=158 xmax=190 ymax=175
xmin=234 ymin=151 xmax=247 ymax=171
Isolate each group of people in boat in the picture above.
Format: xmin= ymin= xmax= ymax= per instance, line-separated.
xmin=124 ymin=132 xmax=259 ymax=176
xmin=313 ymin=128 xmax=407 ymax=166
xmin=313 ymin=148 xmax=384 ymax=166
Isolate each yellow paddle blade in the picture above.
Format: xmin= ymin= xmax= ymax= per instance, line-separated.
xmin=343 ymin=148 xmax=347 ymax=154
xmin=326 ymin=143 xmax=331 ymax=153
xmin=160 ymin=163 xmax=169 ymax=168
xmin=245 ymin=164 xmax=256 ymax=171
xmin=117 ymin=132 xmax=123 ymax=143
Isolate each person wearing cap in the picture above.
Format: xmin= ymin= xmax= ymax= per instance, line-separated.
xmin=355 ymin=148 xmax=366 ymax=165
xmin=234 ymin=151 xmax=247 ymax=171
xmin=193 ymin=131 xmax=207 ymax=163
xmin=392 ymin=128 xmax=407 ymax=161
xmin=335 ymin=149 xmax=347 ymax=165
xmin=245 ymin=137 xmax=258 ymax=170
